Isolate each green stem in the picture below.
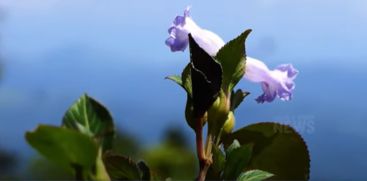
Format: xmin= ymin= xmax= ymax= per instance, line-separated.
xmin=90 ymin=148 xmax=110 ymax=181
xmin=195 ymin=115 xmax=216 ymax=181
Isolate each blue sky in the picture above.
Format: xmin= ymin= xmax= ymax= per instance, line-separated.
xmin=0 ymin=0 xmax=367 ymax=179
xmin=1 ymin=0 xmax=367 ymax=65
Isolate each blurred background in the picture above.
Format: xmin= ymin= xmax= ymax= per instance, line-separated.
xmin=0 ymin=0 xmax=366 ymax=180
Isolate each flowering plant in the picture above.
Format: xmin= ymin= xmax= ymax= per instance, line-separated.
xmin=25 ymin=6 xmax=309 ymax=181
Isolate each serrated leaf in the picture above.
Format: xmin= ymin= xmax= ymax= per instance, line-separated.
xmin=25 ymin=125 xmax=98 ymax=172
xmin=223 ymin=143 xmax=253 ymax=180
xmin=237 ymin=170 xmax=274 ymax=181
xmin=103 ymin=152 xmax=141 ymax=180
xmin=62 ymin=94 xmax=115 ymax=151
xmin=224 ymin=122 xmax=310 ymax=180
xmin=189 ymin=34 xmax=222 ymax=117
xmin=231 ymin=89 xmax=250 ymax=111
xmin=215 ymin=30 xmax=252 ymax=93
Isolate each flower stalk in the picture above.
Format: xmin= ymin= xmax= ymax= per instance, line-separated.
xmin=194 ymin=114 xmax=215 ymax=181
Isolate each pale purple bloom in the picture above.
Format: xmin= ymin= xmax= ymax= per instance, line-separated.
xmin=244 ymin=58 xmax=298 ymax=103
xmin=165 ymin=7 xmax=225 ymax=56
xmin=166 ymin=7 xmax=298 ymax=103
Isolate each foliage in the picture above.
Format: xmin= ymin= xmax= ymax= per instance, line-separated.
xmin=25 ymin=28 xmax=310 ymax=181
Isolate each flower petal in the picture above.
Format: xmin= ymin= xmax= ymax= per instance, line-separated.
xmin=165 ymin=7 xmax=299 ymax=103
xmin=245 ymin=59 xmax=298 ymax=103
xmin=165 ymin=7 xmax=225 ymax=56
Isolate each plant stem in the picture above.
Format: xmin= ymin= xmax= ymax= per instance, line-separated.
xmin=195 ymin=116 xmax=212 ymax=181
xmin=90 ymin=147 xmax=111 ymax=181
xmin=197 ymin=162 xmax=211 ymax=181
xmin=195 ymin=116 xmax=205 ymax=169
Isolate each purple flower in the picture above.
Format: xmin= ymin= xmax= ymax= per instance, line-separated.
xmin=244 ymin=58 xmax=298 ymax=103
xmin=165 ymin=7 xmax=225 ymax=56
xmin=166 ymin=7 xmax=298 ymax=103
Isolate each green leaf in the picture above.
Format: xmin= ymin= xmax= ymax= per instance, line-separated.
xmin=231 ymin=89 xmax=250 ymax=111
xmin=215 ymin=29 xmax=252 ymax=93
xmin=224 ymin=122 xmax=310 ymax=180
xmin=62 ymin=94 xmax=115 ymax=151
xmin=184 ymin=95 xmax=195 ymax=129
xmin=181 ymin=63 xmax=192 ymax=97
xmin=223 ymin=143 xmax=253 ymax=180
xmin=25 ymin=125 xmax=98 ymax=172
xmin=237 ymin=170 xmax=274 ymax=181
xmin=189 ymin=34 xmax=222 ymax=117
xmin=167 ymin=64 xmax=195 ymax=129
xmin=206 ymin=145 xmax=226 ymax=180
xmin=166 ymin=64 xmax=192 ymax=98
xmin=165 ymin=75 xmax=183 ymax=87
xmin=103 ymin=152 xmax=141 ymax=180
xmin=226 ymin=139 xmax=241 ymax=155
xmin=212 ymin=145 xmax=226 ymax=173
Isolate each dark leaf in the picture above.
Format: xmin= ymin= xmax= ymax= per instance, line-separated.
xmin=211 ymin=145 xmax=226 ymax=173
xmin=231 ymin=89 xmax=250 ymax=111
xmin=223 ymin=143 xmax=253 ymax=180
xmin=103 ymin=152 xmax=141 ymax=180
xmin=224 ymin=122 xmax=310 ymax=180
xmin=138 ymin=161 xmax=150 ymax=180
xmin=188 ymin=34 xmax=222 ymax=117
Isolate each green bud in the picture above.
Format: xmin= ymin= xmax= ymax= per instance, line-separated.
xmin=223 ymin=111 xmax=235 ymax=134
xmin=207 ymin=91 xmax=230 ymax=137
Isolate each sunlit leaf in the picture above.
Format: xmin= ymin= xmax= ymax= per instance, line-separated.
xmin=226 ymin=139 xmax=241 ymax=156
xmin=165 ymin=75 xmax=183 ymax=87
xmin=62 ymin=94 xmax=115 ymax=151
xmin=215 ymin=30 xmax=252 ymax=93
xmin=237 ymin=169 xmax=274 ymax=181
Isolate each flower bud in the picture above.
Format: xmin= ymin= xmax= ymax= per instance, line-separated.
xmin=223 ymin=111 xmax=235 ymax=134
xmin=207 ymin=91 xmax=230 ymax=136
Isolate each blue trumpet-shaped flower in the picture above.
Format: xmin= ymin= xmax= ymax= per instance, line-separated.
xmin=166 ymin=7 xmax=298 ymax=103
